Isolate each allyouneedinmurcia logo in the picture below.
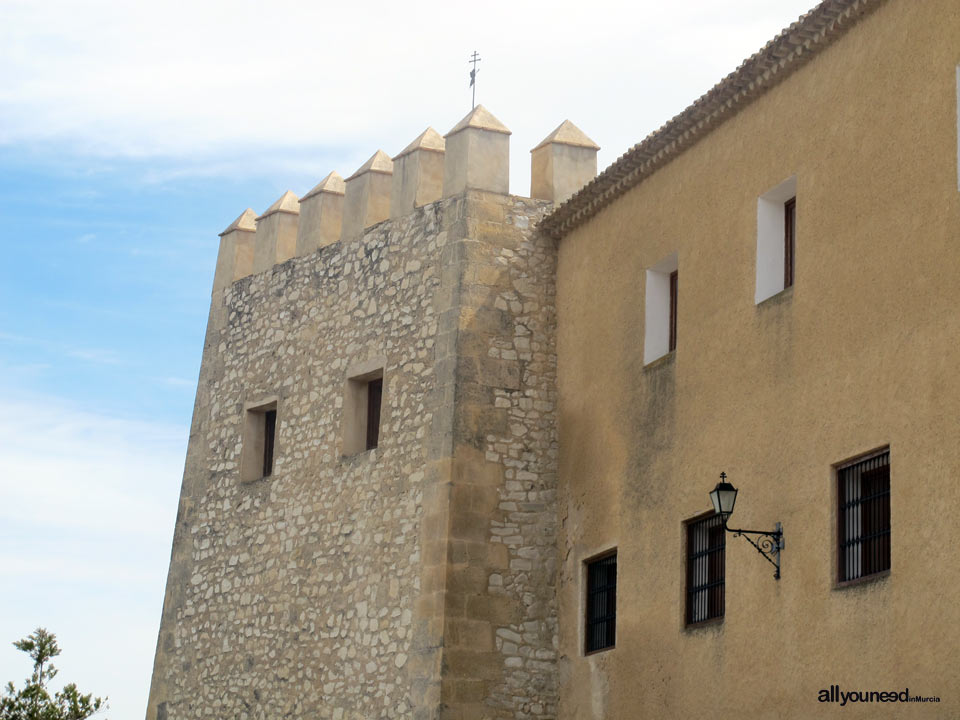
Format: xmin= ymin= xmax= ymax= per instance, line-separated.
xmin=818 ymin=685 xmax=940 ymax=706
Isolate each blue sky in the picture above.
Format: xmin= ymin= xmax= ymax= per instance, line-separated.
xmin=0 ymin=0 xmax=817 ymax=716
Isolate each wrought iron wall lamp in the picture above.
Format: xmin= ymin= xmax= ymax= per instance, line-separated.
xmin=709 ymin=472 xmax=784 ymax=579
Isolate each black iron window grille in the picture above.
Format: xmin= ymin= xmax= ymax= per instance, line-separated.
xmin=585 ymin=552 xmax=616 ymax=653
xmin=686 ymin=513 xmax=725 ymax=625
xmin=838 ymin=450 xmax=890 ymax=583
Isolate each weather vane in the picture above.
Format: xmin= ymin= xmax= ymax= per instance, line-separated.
xmin=468 ymin=50 xmax=481 ymax=109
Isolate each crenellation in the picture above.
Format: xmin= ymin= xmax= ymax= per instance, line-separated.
xmin=341 ymin=150 xmax=394 ymax=241
xmin=253 ymin=191 xmax=300 ymax=274
xmin=214 ymin=208 xmax=257 ymax=295
xmin=530 ymin=120 xmax=599 ymax=205
xmin=391 ymin=128 xmax=445 ymax=219
xmin=443 ymin=105 xmax=511 ymax=198
xmin=212 ymin=112 xmax=596 ymax=284
xmin=298 ymin=171 xmax=345 ymax=255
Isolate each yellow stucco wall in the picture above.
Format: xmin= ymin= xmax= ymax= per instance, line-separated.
xmin=555 ymin=1 xmax=960 ymax=717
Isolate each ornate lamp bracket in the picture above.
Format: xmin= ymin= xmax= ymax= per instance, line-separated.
xmin=725 ymin=521 xmax=783 ymax=580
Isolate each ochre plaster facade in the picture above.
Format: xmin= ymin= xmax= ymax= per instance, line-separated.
xmin=554 ymin=0 xmax=960 ymax=717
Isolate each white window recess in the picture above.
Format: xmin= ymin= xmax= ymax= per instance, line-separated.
xmin=755 ymin=176 xmax=797 ymax=304
xmin=644 ymin=252 xmax=678 ymax=365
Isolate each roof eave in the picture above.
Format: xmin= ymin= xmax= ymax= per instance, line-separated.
xmin=539 ymin=0 xmax=888 ymax=242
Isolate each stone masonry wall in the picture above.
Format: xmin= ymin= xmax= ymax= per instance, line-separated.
xmin=440 ymin=192 xmax=559 ymax=720
xmin=146 ymin=190 xmax=559 ymax=720
xmin=147 ymin=203 xmax=449 ymax=720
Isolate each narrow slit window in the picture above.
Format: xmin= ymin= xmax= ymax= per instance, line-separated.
xmin=262 ymin=409 xmax=276 ymax=477
xmin=343 ymin=364 xmax=385 ymax=456
xmin=584 ymin=551 xmax=616 ymax=653
xmin=686 ymin=513 xmax=725 ymax=625
xmin=784 ymin=197 xmax=796 ymax=288
xmin=838 ymin=450 xmax=890 ymax=583
xmin=241 ymin=399 xmax=278 ymax=482
xmin=643 ymin=252 xmax=678 ymax=364
xmin=365 ymin=378 xmax=382 ymax=451
xmin=755 ymin=176 xmax=797 ymax=303
xmin=668 ymin=270 xmax=678 ymax=352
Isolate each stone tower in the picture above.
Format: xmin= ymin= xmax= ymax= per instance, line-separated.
xmin=146 ymin=109 xmax=598 ymax=720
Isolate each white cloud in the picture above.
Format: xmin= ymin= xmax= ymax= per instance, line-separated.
xmin=0 ymin=331 xmax=32 ymax=343
xmin=66 ymin=347 xmax=124 ymax=365
xmin=1 ymin=0 xmax=819 ymax=190
xmin=159 ymin=376 xmax=195 ymax=388
xmin=0 ymin=335 xmax=134 ymax=370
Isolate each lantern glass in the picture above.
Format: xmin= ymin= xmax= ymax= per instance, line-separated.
xmin=710 ymin=481 xmax=738 ymax=519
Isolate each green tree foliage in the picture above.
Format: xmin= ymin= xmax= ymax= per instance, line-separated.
xmin=0 ymin=629 xmax=106 ymax=720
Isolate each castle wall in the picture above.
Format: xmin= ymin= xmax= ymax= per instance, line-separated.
xmin=148 ymin=201 xmax=450 ymax=719
xmin=440 ymin=192 xmax=559 ymax=719
xmin=147 ymin=189 xmax=561 ymax=720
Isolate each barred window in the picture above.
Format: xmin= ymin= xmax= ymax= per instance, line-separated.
xmin=584 ymin=552 xmax=616 ymax=653
xmin=838 ymin=450 xmax=890 ymax=583
xmin=686 ymin=513 xmax=725 ymax=625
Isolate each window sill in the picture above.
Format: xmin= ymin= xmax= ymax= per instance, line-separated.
xmin=684 ymin=616 xmax=724 ymax=633
xmin=756 ymin=284 xmax=794 ymax=308
xmin=584 ymin=645 xmax=615 ymax=657
xmin=834 ymin=569 xmax=890 ymax=591
xmin=643 ymin=350 xmax=675 ymax=372
xmin=340 ymin=447 xmax=379 ymax=464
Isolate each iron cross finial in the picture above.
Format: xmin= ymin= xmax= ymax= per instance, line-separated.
xmin=468 ymin=51 xmax=481 ymax=109
xmin=720 ymin=471 xmax=727 ymax=481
